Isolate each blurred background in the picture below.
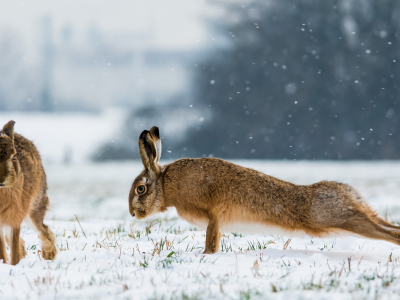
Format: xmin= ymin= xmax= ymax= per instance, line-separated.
xmin=1 ymin=0 xmax=399 ymax=162
xmin=1 ymin=0 xmax=400 ymax=222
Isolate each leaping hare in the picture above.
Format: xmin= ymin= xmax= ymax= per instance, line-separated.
xmin=129 ymin=126 xmax=400 ymax=254
xmin=0 ymin=121 xmax=57 ymax=264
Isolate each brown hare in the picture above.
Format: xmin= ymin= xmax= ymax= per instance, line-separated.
xmin=129 ymin=126 xmax=400 ymax=254
xmin=0 ymin=120 xmax=57 ymax=265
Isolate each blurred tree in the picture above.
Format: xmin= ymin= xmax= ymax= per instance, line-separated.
xmin=180 ymin=0 xmax=400 ymax=159
xmin=92 ymin=94 xmax=200 ymax=161
xmin=0 ymin=31 xmax=41 ymax=110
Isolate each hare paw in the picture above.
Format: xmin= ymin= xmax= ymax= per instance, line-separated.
xmin=203 ymin=248 xmax=217 ymax=254
xmin=42 ymin=246 xmax=58 ymax=260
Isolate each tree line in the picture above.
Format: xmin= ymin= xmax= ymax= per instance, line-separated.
xmin=96 ymin=0 xmax=400 ymax=160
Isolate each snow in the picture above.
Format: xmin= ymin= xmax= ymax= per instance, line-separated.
xmin=1 ymin=160 xmax=400 ymax=299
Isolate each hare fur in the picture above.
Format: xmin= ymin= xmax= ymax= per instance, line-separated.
xmin=129 ymin=126 xmax=400 ymax=254
xmin=0 ymin=121 xmax=57 ymax=265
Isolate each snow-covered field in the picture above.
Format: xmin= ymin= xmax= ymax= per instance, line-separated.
xmin=1 ymin=160 xmax=400 ymax=299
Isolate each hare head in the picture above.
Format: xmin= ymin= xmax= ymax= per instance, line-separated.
xmin=129 ymin=126 xmax=165 ymax=219
xmin=0 ymin=121 xmax=20 ymax=188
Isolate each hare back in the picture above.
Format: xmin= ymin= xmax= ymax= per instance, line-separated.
xmin=165 ymin=158 xmax=374 ymax=236
xmin=164 ymin=158 xmax=315 ymax=223
xmin=14 ymin=133 xmax=44 ymax=183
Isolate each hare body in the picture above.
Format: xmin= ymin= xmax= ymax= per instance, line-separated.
xmin=129 ymin=127 xmax=400 ymax=254
xmin=0 ymin=121 xmax=57 ymax=265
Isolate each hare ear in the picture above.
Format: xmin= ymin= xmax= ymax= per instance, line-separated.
xmin=149 ymin=126 xmax=161 ymax=163
xmin=138 ymin=130 xmax=158 ymax=172
xmin=2 ymin=120 xmax=15 ymax=141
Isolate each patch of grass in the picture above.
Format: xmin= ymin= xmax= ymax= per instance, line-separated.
xmin=157 ymin=256 xmax=175 ymax=268
xmin=220 ymin=239 xmax=233 ymax=252
xmin=231 ymin=232 xmax=243 ymax=238
xmin=239 ymin=289 xmax=262 ymax=300
xmin=247 ymin=239 xmax=274 ymax=251
xmin=185 ymin=243 xmax=201 ymax=252
xmin=301 ymin=275 xmax=323 ymax=290
xmin=28 ymin=244 xmax=37 ymax=250
xmin=147 ymin=291 xmax=203 ymax=300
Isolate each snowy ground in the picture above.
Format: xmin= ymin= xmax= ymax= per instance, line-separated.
xmin=1 ymin=160 xmax=400 ymax=299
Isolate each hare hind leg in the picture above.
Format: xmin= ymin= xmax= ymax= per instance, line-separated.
xmin=19 ymin=236 xmax=27 ymax=258
xmin=348 ymin=186 xmax=400 ymax=231
xmin=315 ymin=184 xmax=400 ymax=245
xmin=26 ymin=215 xmax=57 ymax=260
xmin=339 ymin=213 xmax=400 ymax=246
xmin=39 ymin=224 xmax=57 ymax=260
xmin=373 ymin=217 xmax=400 ymax=231
xmin=27 ymin=193 xmax=58 ymax=260
xmin=347 ymin=186 xmax=400 ymax=244
xmin=0 ymin=226 xmax=8 ymax=263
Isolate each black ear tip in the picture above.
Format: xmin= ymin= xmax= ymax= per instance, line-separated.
xmin=139 ymin=130 xmax=149 ymax=138
xmin=4 ymin=120 xmax=15 ymax=127
xmin=2 ymin=120 xmax=15 ymax=136
xmin=153 ymin=127 xmax=160 ymax=138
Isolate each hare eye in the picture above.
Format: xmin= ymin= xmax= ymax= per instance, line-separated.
xmin=12 ymin=154 xmax=17 ymax=160
xmin=137 ymin=185 xmax=146 ymax=195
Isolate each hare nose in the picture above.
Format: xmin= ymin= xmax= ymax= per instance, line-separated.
xmin=132 ymin=212 xmax=135 ymax=217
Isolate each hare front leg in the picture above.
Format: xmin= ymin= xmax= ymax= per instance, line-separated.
xmin=4 ymin=230 xmax=27 ymax=260
xmin=11 ymin=226 xmax=21 ymax=265
xmin=0 ymin=226 xmax=8 ymax=264
xmin=204 ymin=214 xmax=221 ymax=254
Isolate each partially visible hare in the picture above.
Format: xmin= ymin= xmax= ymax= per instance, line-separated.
xmin=129 ymin=126 xmax=400 ymax=254
xmin=0 ymin=121 xmax=57 ymax=265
